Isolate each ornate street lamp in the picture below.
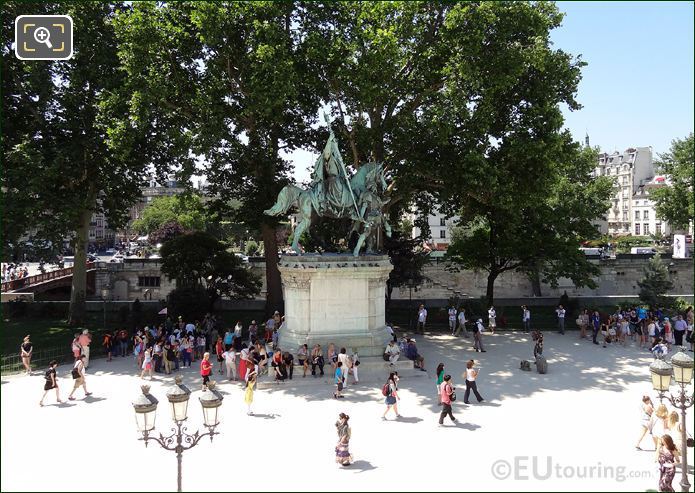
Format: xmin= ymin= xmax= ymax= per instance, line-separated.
xmin=132 ymin=377 xmax=223 ymax=492
xmin=649 ymin=349 xmax=694 ymax=492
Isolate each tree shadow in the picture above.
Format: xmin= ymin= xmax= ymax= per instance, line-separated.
xmin=392 ymin=416 xmax=423 ymax=424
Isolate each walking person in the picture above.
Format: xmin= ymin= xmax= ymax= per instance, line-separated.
xmin=657 ymin=435 xmax=680 ymax=492
xmin=102 ymin=331 xmax=114 ymax=362
xmin=435 ymin=363 xmax=445 ymax=405
xmin=200 ymin=352 xmax=213 ymax=391
xmin=417 ymin=304 xmax=427 ymax=334
xmin=448 ymin=305 xmax=457 ymax=335
xmin=522 ymin=306 xmax=531 ymax=333
xmin=40 ymin=360 xmax=62 ymax=406
xmin=337 ymin=348 xmax=350 ymax=388
xmin=635 ymin=395 xmax=654 ymax=450
xmin=473 ymin=319 xmax=486 ymax=352
xmin=487 ymin=306 xmax=496 ymax=335
xmin=349 ymin=349 xmax=360 ymax=384
xmin=381 ymin=372 xmax=401 ymax=420
xmin=78 ymin=329 xmax=92 ymax=368
xmin=71 ymin=333 xmax=82 ymax=361
xmin=244 ymin=370 xmax=257 ymax=415
xmin=215 ymin=336 xmax=225 ymax=374
xmin=438 ymin=374 xmax=456 ymax=426
xmin=556 ymin=304 xmax=566 ymax=335
xmin=463 ymin=360 xmax=484 ymax=404
xmin=20 ymin=335 xmax=33 ymax=375
xmin=68 ymin=355 xmax=91 ymax=400
xmin=335 ymin=413 xmax=352 ymax=467
xmin=140 ymin=347 xmax=154 ymax=380
xmin=652 ymin=403 xmax=669 ymax=461
xmin=455 ymin=307 xmax=468 ymax=337
xmin=532 ymin=330 xmax=544 ymax=359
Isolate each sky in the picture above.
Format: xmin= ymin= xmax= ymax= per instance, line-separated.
xmin=286 ymin=1 xmax=694 ymax=184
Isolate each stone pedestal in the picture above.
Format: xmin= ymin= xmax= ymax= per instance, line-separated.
xmin=278 ymin=254 xmax=392 ymax=357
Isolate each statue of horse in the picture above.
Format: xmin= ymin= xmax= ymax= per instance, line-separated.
xmin=264 ymin=162 xmax=387 ymax=255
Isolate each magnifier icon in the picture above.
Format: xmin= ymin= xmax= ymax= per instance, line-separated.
xmin=33 ymin=27 xmax=53 ymax=49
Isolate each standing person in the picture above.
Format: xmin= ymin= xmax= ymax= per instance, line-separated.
xmin=327 ymin=343 xmax=338 ymax=373
xmin=455 ymin=307 xmax=468 ymax=337
xmin=349 ymin=349 xmax=360 ymax=384
xmin=311 ymin=344 xmax=325 ymax=377
xmin=78 ymin=330 xmax=92 ymax=368
xmin=417 ymin=304 xmax=427 ymax=334
xmin=578 ymin=308 xmax=590 ymax=339
xmin=68 ymin=355 xmax=91 ymax=400
xmin=673 ymin=315 xmax=687 ymax=347
xmin=223 ymin=328 xmax=234 ymax=351
xmin=473 ymin=319 xmax=486 ymax=353
xmin=181 ymin=336 xmax=193 ymax=368
xmin=532 ymin=330 xmax=544 ymax=359
xmin=215 ymin=336 xmax=225 ymax=374
xmin=438 ymin=374 xmax=456 ymax=426
xmin=635 ymin=395 xmax=654 ymax=450
xmin=448 ymin=305 xmax=457 ymax=335
xmin=384 ymin=340 xmax=400 ymax=365
xmin=487 ymin=306 xmax=497 ymax=335
xmin=102 ymin=331 xmax=114 ymax=362
xmin=333 ymin=361 xmax=345 ymax=399
xmin=20 ymin=336 xmax=33 ymax=375
xmin=335 ymin=413 xmax=352 ymax=467
xmin=591 ymin=310 xmax=601 ymax=345
xmin=140 ymin=348 xmax=154 ymax=380
xmin=223 ymin=346 xmax=237 ymax=381
xmin=152 ymin=340 xmax=163 ymax=373
xmin=657 ymin=435 xmax=680 ymax=492
xmin=556 ymin=304 xmax=566 ymax=335
xmin=244 ymin=370 xmax=257 ymax=415
xmin=117 ymin=328 xmax=129 ymax=357
xmin=337 ymin=348 xmax=350 ymax=388
xmin=463 ymin=360 xmax=484 ymax=404
xmin=248 ymin=320 xmax=258 ymax=346
xmin=195 ymin=332 xmax=206 ymax=361
xmin=685 ymin=306 xmax=694 ymax=351
xmin=40 ymin=360 xmax=62 ymax=406
xmin=163 ymin=342 xmax=174 ymax=375
xmin=297 ymin=344 xmax=309 ymax=377
xmin=71 ymin=333 xmax=82 ymax=361
xmin=435 ymin=363 xmax=445 ymax=405
xmin=200 ymin=352 xmax=213 ymax=391
xmin=522 ymin=306 xmax=531 ymax=333
xmin=382 ymin=372 xmax=401 ymax=420
xmin=283 ymin=351 xmax=294 ymax=381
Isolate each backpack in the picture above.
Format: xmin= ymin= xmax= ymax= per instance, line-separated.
xmin=381 ymin=383 xmax=391 ymax=397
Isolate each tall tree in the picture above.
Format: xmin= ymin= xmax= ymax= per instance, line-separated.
xmin=112 ymin=2 xmax=324 ymax=314
xmin=132 ymin=194 xmax=208 ymax=235
xmin=638 ymin=253 xmax=674 ymax=308
xmin=650 ymin=133 xmax=694 ymax=231
xmin=436 ymin=3 xmax=612 ymax=305
xmin=3 ymin=2 xmax=150 ymax=325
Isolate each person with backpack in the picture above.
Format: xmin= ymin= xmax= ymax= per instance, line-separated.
xmin=438 ymin=374 xmax=456 ymax=426
xmin=40 ymin=360 xmax=62 ymax=406
xmin=381 ymin=372 xmax=401 ymax=420
xmin=68 ymin=355 xmax=91 ymax=401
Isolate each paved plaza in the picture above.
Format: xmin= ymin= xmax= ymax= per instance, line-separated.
xmin=1 ymin=331 xmax=693 ymax=492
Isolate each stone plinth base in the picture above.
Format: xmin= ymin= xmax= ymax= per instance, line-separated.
xmin=278 ymin=254 xmax=393 ymax=357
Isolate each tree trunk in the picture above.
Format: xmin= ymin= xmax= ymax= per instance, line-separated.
xmin=261 ymin=222 xmax=284 ymax=316
xmin=68 ymin=208 xmax=93 ymax=326
xmin=485 ymin=270 xmax=498 ymax=307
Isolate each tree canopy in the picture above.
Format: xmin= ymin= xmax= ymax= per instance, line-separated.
xmin=132 ymin=194 xmax=208 ymax=235
xmin=650 ymin=133 xmax=694 ymax=231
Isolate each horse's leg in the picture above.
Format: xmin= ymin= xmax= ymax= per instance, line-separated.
xmin=292 ymin=196 xmax=313 ymax=254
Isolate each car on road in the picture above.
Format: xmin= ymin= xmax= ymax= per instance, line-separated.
xmin=105 ymin=248 xmax=117 ymax=255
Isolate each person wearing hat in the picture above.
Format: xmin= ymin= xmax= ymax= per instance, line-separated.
xmin=78 ymin=329 xmax=92 ymax=368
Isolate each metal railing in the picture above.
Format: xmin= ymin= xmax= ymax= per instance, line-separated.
xmin=1 ymin=343 xmax=105 ymax=375
xmin=1 ymin=262 xmax=95 ymax=292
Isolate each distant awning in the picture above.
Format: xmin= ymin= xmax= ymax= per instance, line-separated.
xmin=158 ymin=307 xmax=167 ymax=315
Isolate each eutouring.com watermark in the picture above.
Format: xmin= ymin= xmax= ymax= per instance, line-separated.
xmin=491 ymin=457 xmax=653 ymax=482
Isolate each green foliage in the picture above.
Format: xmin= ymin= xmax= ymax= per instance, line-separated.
xmin=650 ymin=133 xmax=694 ymax=230
xmin=132 ymin=194 xmax=207 ymax=235
xmin=160 ymin=231 xmax=261 ymax=310
xmin=384 ymin=230 xmax=429 ymax=304
xmin=638 ymin=253 xmax=674 ymax=307
xmin=168 ymin=285 xmax=210 ymax=323
xmin=244 ymin=240 xmax=260 ymax=257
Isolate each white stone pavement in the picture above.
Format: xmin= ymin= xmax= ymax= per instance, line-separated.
xmin=1 ymin=332 xmax=693 ymax=492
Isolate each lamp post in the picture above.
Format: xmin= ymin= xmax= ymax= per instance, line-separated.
xmin=649 ymin=349 xmax=694 ymax=492
xmin=132 ymin=377 xmax=223 ymax=492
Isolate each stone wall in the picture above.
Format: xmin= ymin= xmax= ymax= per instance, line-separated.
xmin=94 ymin=259 xmax=176 ymax=301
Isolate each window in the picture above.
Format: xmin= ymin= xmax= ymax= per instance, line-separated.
xmin=138 ymin=276 xmax=161 ymax=287
xmin=656 ymin=223 xmax=662 ymax=235
xmin=440 ymin=218 xmax=446 ymax=227
xmin=635 ymin=224 xmax=640 ymax=235
xmin=643 ymin=223 xmax=650 ymax=235
xmin=635 ymin=211 xmax=640 ymax=221
xmin=643 ymin=210 xmax=649 ymax=220
xmin=622 ymin=176 xmax=627 ymax=185
xmin=440 ymin=230 xmax=446 ymax=239
xmin=622 ymin=211 xmax=628 ymax=221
